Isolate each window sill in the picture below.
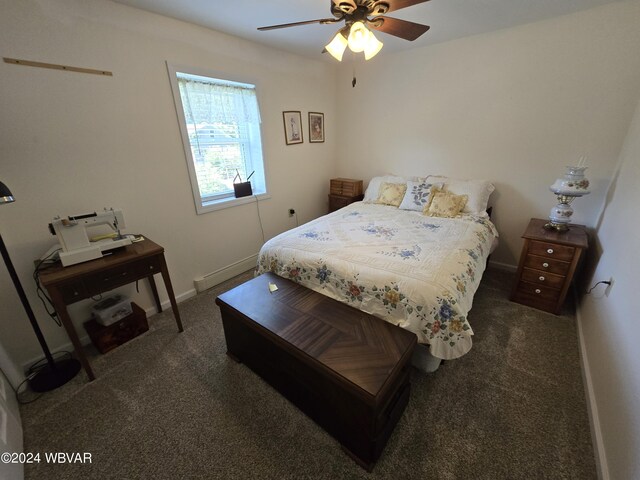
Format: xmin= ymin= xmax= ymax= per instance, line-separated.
xmin=196 ymin=192 xmax=271 ymax=214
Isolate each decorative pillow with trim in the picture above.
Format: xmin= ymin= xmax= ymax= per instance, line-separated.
xmin=363 ymin=175 xmax=407 ymax=203
xmin=399 ymin=181 xmax=443 ymax=211
xmin=423 ymin=189 xmax=468 ymax=217
xmin=375 ymin=182 xmax=407 ymax=207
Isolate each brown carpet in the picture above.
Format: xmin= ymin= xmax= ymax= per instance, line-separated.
xmin=20 ymin=267 xmax=596 ymax=479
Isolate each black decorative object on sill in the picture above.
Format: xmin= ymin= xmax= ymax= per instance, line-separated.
xmin=233 ymin=182 xmax=252 ymax=198
xmin=233 ymin=170 xmax=254 ymax=198
xmin=0 ymin=180 xmax=81 ymax=392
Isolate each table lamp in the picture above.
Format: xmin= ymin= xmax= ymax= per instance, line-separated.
xmin=544 ymin=165 xmax=591 ymax=232
xmin=0 ymin=181 xmax=80 ymax=392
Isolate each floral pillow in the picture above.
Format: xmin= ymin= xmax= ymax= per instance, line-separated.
xmin=375 ymin=182 xmax=407 ymax=207
xmin=399 ymin=181 xmax=443 ymax=211
xmin=423 ymin=189 xmax=468 ymax=217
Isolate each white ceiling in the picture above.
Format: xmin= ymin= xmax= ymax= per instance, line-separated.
xmin=111 ymin=0 xmax=620 ymax=60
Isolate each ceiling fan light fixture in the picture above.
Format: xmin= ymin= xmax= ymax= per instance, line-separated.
xmin=347 ymin=21 xmax=369 ymax=53
xmin=258 ymin=0 xmax=431 ymax=62
xmin=325 ymin=31 xmax=348 ymax=61
xmin=364 ymin=31 xmax=383 ymax=60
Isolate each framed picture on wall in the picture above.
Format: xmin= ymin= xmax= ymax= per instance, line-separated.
xmin=282 ymin=111 xmax=303 ymax=145
xmin=309 ymin=112 xmax=324 ymax=143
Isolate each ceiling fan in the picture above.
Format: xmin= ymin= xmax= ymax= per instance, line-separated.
xmin=258 ymin=0 xmax=431 ymax=61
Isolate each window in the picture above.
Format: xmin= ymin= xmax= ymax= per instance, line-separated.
xmin=168 ymin=65 xmax=268 ymax=213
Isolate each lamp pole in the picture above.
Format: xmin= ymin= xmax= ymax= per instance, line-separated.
xmin=0 ymin=181 xmax=80 ymax=392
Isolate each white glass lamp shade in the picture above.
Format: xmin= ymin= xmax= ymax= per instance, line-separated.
xmin=347 ymin=22 xmax=369 ymax=53
xmin=549 ymin=166 xmax=591 ymax=197
xmin=325 ymin=32 xmax=348 ymax=62
xmin=364 ymin=31 xmax=383 ymax=60
xmin=545 ymin=165 xmax=591 ymax=231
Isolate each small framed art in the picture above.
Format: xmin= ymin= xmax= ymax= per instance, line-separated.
xmin=309 ymin=112 xmax=325 ymax=143
xmin=282 ymin=111 xmax=303 ymax=145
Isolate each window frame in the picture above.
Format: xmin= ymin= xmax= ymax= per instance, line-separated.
xmin=166 ymin=62 xmax=270 ymax=214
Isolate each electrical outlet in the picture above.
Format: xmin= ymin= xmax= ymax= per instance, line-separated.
xmin=288 ymin=208 xmax=295 ymax=217
xmin=605 ymin=277 xmax=614 ymax=297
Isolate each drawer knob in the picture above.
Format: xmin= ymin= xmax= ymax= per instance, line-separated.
xmin=542 ymin=262 xmax=549 ymax=268
xmin=535 ymin=289 xmax=541 ymax=294
xmin=149 ymin=266 xmax=154 ymax=270
xmin=539 ymin=276 xmax=546 ymax=281
xmin=547 ymin=248 xmax=554 ymax=254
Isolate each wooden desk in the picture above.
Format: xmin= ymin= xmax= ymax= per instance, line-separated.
xmin=38 ymin=238 xmax=183 ymax=381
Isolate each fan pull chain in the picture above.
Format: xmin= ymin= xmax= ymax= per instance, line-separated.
xmin=352 ymin=62 xmax=357 ymax=88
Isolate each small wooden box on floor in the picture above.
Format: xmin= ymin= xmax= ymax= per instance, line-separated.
xmin=511 ymin=218 xmax=588 ymax=314
xmin=83 ymin=303 xmax=148 ymax=354
xmin=215 ymin=273 xmax=416 ymax=471
xmin=329 ymin=178 xmax=364 ymax=213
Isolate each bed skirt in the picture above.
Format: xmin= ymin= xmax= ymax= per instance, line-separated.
xmin=411 ymin=344 xmax=442 ymax=373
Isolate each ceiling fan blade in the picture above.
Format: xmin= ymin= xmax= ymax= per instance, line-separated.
xmin=369 ymin=16 xmax=430 ymax=41
xmin=258 ymin=18 xmax=338 ymax=31
xmin=376 ymin=0 xmax=431 ymax=14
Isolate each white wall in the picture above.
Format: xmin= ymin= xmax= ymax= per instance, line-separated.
xmin=577 ymin=94 xmax=640 ymax=479
xmin=0 ymin=0 xmax=338 ymax=369
xmin=2 ymin=4 xmax=640 ymax=477
xmin=335 ymin=1 xmax=640 ymax=267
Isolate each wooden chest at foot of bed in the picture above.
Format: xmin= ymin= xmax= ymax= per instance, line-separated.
xmin=215 ymin=273 xmax=417 ymax=471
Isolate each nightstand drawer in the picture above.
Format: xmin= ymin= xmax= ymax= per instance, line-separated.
xmin=515 ymin=280 xmax=561 ymax=302
xmin=528 ymin=240 xmax=575 ymax=261
xmin=521 ymin=268 xmax=566 ymax=289
xmin=329 ymin=195 xmax=350 ymax=210
xmin=524 ymin=254 xmax=571 ymax=276
xmin=328 ymin=193 xmax=364 ymax=213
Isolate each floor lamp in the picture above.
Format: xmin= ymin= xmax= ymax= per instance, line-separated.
xmin=0 ymin=181 xmax=80 ymax=392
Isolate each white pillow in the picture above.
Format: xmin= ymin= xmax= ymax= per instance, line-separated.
xmin=427 ymin=175 xmax=495 ymax=215
xmin=399 ymin=181 xmax=443 ymax=211
xmin=363 ymin=175 xmax=407 ymax=203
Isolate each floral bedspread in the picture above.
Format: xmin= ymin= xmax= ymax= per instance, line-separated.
xmin=256 ymin=202 xmax=498 ymax=360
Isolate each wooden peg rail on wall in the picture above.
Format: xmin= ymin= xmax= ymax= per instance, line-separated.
xmin=3 ymin=57 xmax=113 ymax=76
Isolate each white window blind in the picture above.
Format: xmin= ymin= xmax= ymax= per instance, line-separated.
xmin=170 ymin=68 xmax=267 ymax=213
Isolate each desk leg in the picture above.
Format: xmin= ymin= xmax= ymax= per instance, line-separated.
xmin=158 ymin=254 xmax=183 ymax=332
xmin=148 ymin=275 xmax=163 ymax=313
xmin=49 ymin=290 xmax=95 ymax=382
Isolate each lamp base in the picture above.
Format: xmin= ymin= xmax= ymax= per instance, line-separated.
xmin=28 ymin=358 xmax=81 ymax=392
xmin=543 ymin=221 xmax=570 ymax=232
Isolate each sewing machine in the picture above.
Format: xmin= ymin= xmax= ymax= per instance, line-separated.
xmin=49 ymin=208 xmax=132 ymax=266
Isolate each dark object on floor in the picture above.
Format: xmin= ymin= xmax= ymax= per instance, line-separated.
xmin=216 ymin=272 xmax=416 ymax=471
xmin=84 ymin=303 xmax=148 ymax=354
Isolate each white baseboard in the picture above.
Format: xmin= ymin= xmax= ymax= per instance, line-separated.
xmin=575 ymin=296 xmax=609 ymax=480
xmin=193 ymin=253 xmax=258 ymax=293
xmin=23 ymin=252 xmax=254 ymax=372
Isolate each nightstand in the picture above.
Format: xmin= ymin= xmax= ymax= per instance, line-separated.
xmin=511 ymin=218 xmax=588 ymax=314
xmin=329 ymin=178 xmax=364 ymax=213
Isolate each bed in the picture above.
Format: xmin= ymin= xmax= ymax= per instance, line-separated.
xmin=256 ymin=175 xmax=498 ymax=369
